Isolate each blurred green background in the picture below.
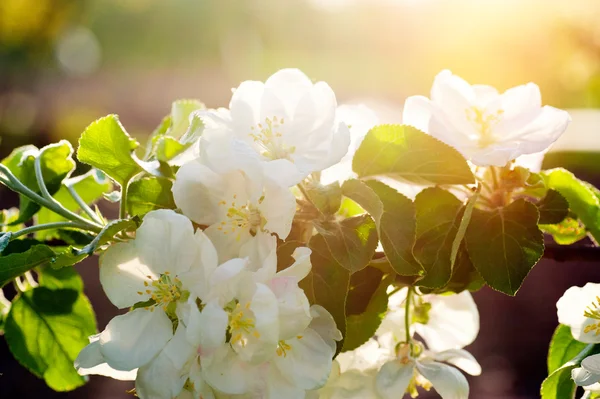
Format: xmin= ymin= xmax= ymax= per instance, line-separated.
xmin=1 ymin=0 xmax=600 ymax=398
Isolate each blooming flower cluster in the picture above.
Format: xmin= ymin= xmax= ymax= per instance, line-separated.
xmin=557 ymin=283 xmax=600 ymax=393
xmin=74 ymin=69 xmax=348 ymax=398
xmin=316 ymin=288 xmax=481 ymax=399
xmin=67 ymin=67 xmax=573 ymax=399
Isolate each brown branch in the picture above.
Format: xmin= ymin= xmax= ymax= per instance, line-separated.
xmin=542 ymin=245 xmax=600 ymax=263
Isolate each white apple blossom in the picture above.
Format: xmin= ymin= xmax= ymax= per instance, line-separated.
xmin=572 ymin=354 xmax=600 ymax=390
xmin=402 ymin=69 xmax=571 ymax=166
xmin=378 ymin=287 xmax=480 ymax=352
xmin=193 ymin=68 xmax=351 ymax=187
xmin=173 ymin=158 xmax=296 ymax=261
xmin=557 ymin=283 xmax=600 ymax=344
xmin=375 ymin=342 xmax=478 ymax=399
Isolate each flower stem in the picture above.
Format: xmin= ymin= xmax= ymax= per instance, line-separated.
xmin=119 ymin=181 xmax=129 ymax=220
xmin=405 ymin=286 xmax=414 ymax=353
xmin=0 ymin=164 xmax=102 ymax=233
xmin=66 ymin=184 xmax=104 ymax=225
xmin=9 ymin=221 xmax=85 ymax=240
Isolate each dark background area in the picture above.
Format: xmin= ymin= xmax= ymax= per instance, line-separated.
xmin=1 ymin=0 xmax=600 ymax=397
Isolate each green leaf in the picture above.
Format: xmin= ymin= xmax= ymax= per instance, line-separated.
xmin=450 ymin=186 xmax=479 ymax=267
xmin=156 ymin=136 xmax=187 ymax=162
xmin=303 ymin=181 xmax=342 ymax=216
xmin=37 ymin=265 xmax=84 ymax=291
xmin=548 ymin=324 xmax=587 ymax=374
xmin=465 ymin=199 xmax=544 ymax=295
xmin=35 ymin=170 xmax=112 ymax=240
xmin=169 ymin=99 xmax=205 ymax=139
xmin=3 ymin=141 xmax=76 ymax=224
xmin=538 ymin=189 xmax=569 ymax=225
xmin=540 ymin=217 xmax=587 ymax=245
xmin=77 ymin=115 xmax=142 ymax=187
xmin=0 ymin=241 xmax=56 ymax=287
xmin=342 ymin=179 xmax=422 ymax=276
xmin=352 ymin=124 xmax=474 ymax=185
xmin=127 ymin=176 xmax=176 ymax=217
xmin=314 ymin=214 xmax=378 ymax=273
xmin=543 ymin=168 xmax=600 ymax=244
xmin=4 ymin=287 xmax=96 ymax=391
xmin=441 ymin=245 xmax=485 ymax=294
xmin=413 ymin=187 xmax=464 ymax=288
xmin=303 ymin=232 xmax=352 ymax=354
xmin=541 ymin=344 xmax=597 ymax=399
xmin=343 ymin=273 xmax=393 ymax=352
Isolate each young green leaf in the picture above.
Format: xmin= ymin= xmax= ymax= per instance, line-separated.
xmin=342 ymin=179 xmax=422 ymax=276
xmin=314 ymin=214 xmax=378 ymax=273
xmin=302 ymin=181 xmax=342 ymax=216
xmin=413 ymin=187 xmax=464 ymax=288
xmin=127 ymin=176 xmax=176 ymax=217
xmin=537 ymin=189 xmax=569 ymax=225
xmin=0 ymin=240 xmax=56 ymax=287
xmin=4 ymin=287 xmax=96 ymax=391
xmin=304 ymin=232 xmax=352 ymax=354
xmin=2 ymin=141 xmax=76 ymax=224
xmin=548 ymin=324 xmax=588 ymax=374
xmin=541 ymin=343 xmax=597 ymax=399
xmin=465 ymin=199 xmax=544 ymax=296
xmin=343 ymin=272 xmax=392 ymax=352
xmin=77 ymin=115 xmax=142 ymax=187
xmin=37 ymin=265 xmax=84 ymax=291
xmin=540 ymin=217 xmax=587 ymax=245
xmin=543 ymin=168 xmax=600 ymax=244
xmin=352 ymin=124 xmax=474 ymax=185
xmin=35 ymin=170 xmax=112 ymax=240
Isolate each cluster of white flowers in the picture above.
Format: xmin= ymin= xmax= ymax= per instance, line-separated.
xmin=316 ymin=289 xmax=481 ymax=399
xmin=74 ymin=69 xmax=348 ymax=399
xmin=71 ymin=67 xmax=571 ymax=399
xmin=557 ymin=283 xmax=600 ymax=393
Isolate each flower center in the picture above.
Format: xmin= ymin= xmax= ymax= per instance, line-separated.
xmin=217 ymin=194 xmax=265 ymax=239
xmin=228 ymin=302 xmax=260 ymax=347
xmin=276 ymin=340 xmax=293 ymax=357
xmin=584 ymin=296 xmax=600 ymax=336
xmin=137 ymin=272 xmax=185 ymax=311
xmin=466 ymin=106 xmax=504 ymax=148
xmin=249 ymin=116 xmax=296 ymax=161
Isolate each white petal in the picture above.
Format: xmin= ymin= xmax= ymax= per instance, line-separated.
xmin=261 ymin=159 xmax=306 ymax=187
xmin=402 ymin=95 xmax=435 ymax=133
xmin=375 ymin=360 xmax=414 ymax=399
xmin=318 ymin=122 xmax=351 ymax=171
xmin=186 ymin=300 xmax=228 ymax=354
xmin=557 ymin=283 xmax=600 ymax=343
xmin=510 ymin=106 xmax=571 ymax=154
xmin=431 ymin=70 xmax=475 ymax=106
xmin=572 ymin=366 xmax=600 ymax=387
xmin=433 ymin=349 xmax=482 ymax=376
xmin=265 ymin=364 xmax=307 ymax=399
xmin=583 ymin=354 xmax=600 ymax=374
xmin=204 ymin=223 xmax=251 ymax=263
xmin=264 ymin=68 xmax=314 ymax=115
xmin=172 ymin=161 xmax=223 ymax=226
xmin=498 ymin=82 xmax=541 ymax=121
xmin=239 ymin=230 xmax=278 ymax=278
xmin=260 ymin=183 xmax=296 ymax=239
xmin=178 ymin=229 xmax=219 ymax=300
xmin=230 ymin=80 xmax=264 ymax=129
xmin=203 ymin=345 xmax=254 ymax=394
xmin=207 ymin=257 xmax=247 ymax=305
xmin=416 ymin=360 xmax=469 ymax=399
xmin=75 ymin=340 xmax=137 ymax=380
xmin=276 ymin=246 xmax=312 ymax=282
xmin=135 ymin=348 xmax=186 ymax=399
xmin=415 ymin=291 xmax=479 ymax=352
xmin=135 ymin=209 xmax=200 ymax=276
xmin=99 ymin=241 xmax=153 ymax=309
xmin=163 ymin=322 xmax=195 ymax=371
xmin=268 ymin=276 xmax=312 ymax=340
xmin=309 ymin=305 xmax=343 ymax=353
xmin=99 ymin=308 xmax=174 ymax=371
xmin=274 ymin=328 xmax=334 ymax=390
